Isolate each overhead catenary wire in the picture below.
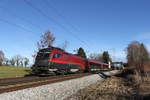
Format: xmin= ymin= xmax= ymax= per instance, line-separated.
xmin=43 ymin=0 xmax=79 ymax=31
xmin=23 ymin=0 xmax=89 ymax=47
xmin=0 ymin=6 xmax=43 ymax=31
xmin=0 ymin=18 xmax=34 ymax=34
xmin=43 ymin=0 xmax=93 ymax=48
xmin=0 ymin=1 xmax=80 ymax=45
xmin=0 ymin=18 xmax=32 ymax=32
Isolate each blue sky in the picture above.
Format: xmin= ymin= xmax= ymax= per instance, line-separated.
xmin=0 ymin=0 xmax=150 ymax=63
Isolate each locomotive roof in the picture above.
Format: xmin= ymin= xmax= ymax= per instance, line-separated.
xmin=39 ymin=47 xmax=86 ymax=60
xmin=39 ymin=47 xmax=64 ymax=52
xmin=63 ymin=51 xmax=86 ymax=60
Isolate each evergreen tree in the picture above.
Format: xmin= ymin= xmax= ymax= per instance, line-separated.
xmin=102 ymin=51 xmax=111 ymax=64
xmin=76 ymin=47 xmax=87 ymax=59
xmin=88 ymin=53 xmax=102 ymax=61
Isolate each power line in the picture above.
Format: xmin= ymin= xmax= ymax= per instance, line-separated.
xmin=0 ymin=18 xmax=35 ymax=34
xmin=43 ymin=0 xmax=93 ymax=48
xmin=0 ymin=6 xmax=43 ymax=31
xmin=43 ymin=0 xmax=79 ymax=31
xmin=23 ymin=0 xmax=89 ymax=47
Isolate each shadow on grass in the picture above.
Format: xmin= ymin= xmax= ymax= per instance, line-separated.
xmin=24 ymin=69 xmax=31 ymax=73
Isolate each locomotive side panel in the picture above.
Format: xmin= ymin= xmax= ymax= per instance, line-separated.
xmin=49 ymin=49 xmax=86 ymax=73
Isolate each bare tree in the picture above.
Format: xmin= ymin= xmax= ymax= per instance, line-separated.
xmin=37 ymin=30 xmax=55 ymax=50
xmin=139 ymin=43 xmax=149 ymax=72
xmin=4 ymin=58 xmax=9 ymax=66
xmin=126 ymin=41 xmax=149 ymax=73
xmin=88 ymin=53 xmax=102 ymax=61
xmin=10 ymin=58 xmax=15 ymax=66
xmin=127 ymin=41 xmax=140 ymax=68
xmin=13 ymin=55 xmax=22 ymax=66
xmin=32 ymin=50 xmax=37 ymax=63
xmin=0 ymin=50 xmax=5 ymax=66
xmin=88 ymin=53 xmax=97 ymax=60
xmin=20 ymin=60 xmax=24 ymax=67
xmin=24 ymin=57 xmax=29 ymax=67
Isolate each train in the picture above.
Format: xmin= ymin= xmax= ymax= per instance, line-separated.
xmin=31 ymin=47 xmax=110 ymax=75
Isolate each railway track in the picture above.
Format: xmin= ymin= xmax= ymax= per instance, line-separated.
xmin=0 ymin=73 xmax=91 ymax=94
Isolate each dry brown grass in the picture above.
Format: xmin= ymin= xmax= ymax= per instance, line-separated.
xmin=138 ymin=74 xmax=150 ymax=97
xmin=66 ymin=77 xmax=136 ymax=100
xmin=66 ymin=69 xmax=150 ymax=100
xmin=144 ymin=65 xmax=150 ymax=72
xmin=127 ymin=71 xmax=150 ymax=99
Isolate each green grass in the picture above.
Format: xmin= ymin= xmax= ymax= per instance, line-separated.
xmin=0 ymin=66 xmax=31 ymax=79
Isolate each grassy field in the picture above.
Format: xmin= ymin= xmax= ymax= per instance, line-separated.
xmin=0 ymin=66 xmax=31 ymax=79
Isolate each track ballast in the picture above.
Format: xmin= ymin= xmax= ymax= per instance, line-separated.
xmin=0 ymin=73 xmax=91 ymax=94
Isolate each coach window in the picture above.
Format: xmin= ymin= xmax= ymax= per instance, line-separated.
xmin=53 ymin=53 xmax=61 ymax=58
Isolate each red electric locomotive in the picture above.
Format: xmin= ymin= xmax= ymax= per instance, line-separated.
xmin=32 ymin=47 xmax=109 ymax=75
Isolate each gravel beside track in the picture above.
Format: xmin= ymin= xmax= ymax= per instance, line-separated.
xmin=0 ymin=73 xmax=91 ymax=93
xmin=0 ymin=71 xmax=118 ymax=100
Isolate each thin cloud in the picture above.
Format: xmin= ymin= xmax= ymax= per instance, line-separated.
xmin=136 ymin=32 xmax=150 ymax=40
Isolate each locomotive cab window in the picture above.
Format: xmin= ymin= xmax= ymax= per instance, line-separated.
xmin=36 ymin=52 xmax=50 ymax=59
xmin=53 ymin=53 xmax=61 ymax=58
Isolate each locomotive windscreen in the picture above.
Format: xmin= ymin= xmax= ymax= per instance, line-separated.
xmin=36 ymin=52 xmax=50 ymax=59
xmin=36 ymin=48 xmax=53 ymax=60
